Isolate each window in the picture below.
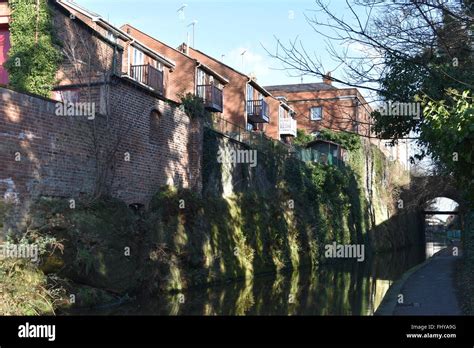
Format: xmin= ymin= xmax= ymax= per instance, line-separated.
xmin=247 ymin=84 xmax=254 ymax=101
xmin=246 ymin=84 xmax=254 ymax=113
xmin=197 ymin=68 xmax=206 ymax=86
xmin=107 ymin=31 xmax=117 ymax=43
xmin=310 ymin=106 xmax=322 ymax=121
xmin=279 ymin=106 xmax=289 ymax=119
xmin=149 ymin=110 xmax=162 ymax=144
xmin=133 ymin=47 xmax=144 ymax=66
xmin=152 ymin=61 xmax=163 ymax=71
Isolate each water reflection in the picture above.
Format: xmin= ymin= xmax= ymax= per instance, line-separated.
xmin=424 ymin=231 xmax=449 ymax=258
xmin=106 ymin=246 xmax=425 ymax=316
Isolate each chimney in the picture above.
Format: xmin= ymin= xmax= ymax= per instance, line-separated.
xmin=179 ymin=43 xmax=189 ymax=55
xmin=323 ymin=72 xmax=333 ymax=85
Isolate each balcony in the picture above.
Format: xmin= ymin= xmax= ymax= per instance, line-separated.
xmin=279 ymin=117 xmax=297 ymax=137
xmin=247 ymin=99 xmax=269 ymax=123
xmin=197 ymin=84 xmax=223 ymax=112
xmin=130 ymin=64 xmax=164 ymax=95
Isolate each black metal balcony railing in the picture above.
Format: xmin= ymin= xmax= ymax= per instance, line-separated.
xmin=197 ymin=84 xmax=223 ymax=113
xmin=205 ymin=114 xmax=291 ymax=154
xmin=247 ymin=99 xmax=269 ymax=123
xmin=130 ymin=64 xmax=164 ymax=95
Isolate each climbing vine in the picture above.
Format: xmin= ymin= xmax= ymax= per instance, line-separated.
xmin=179 ymin=93 xmax=209 ymax=119
xmin=293 ymin=128 xmax=361 ymax=151
xmin=5 ymin=0 xmax=62 ymax=97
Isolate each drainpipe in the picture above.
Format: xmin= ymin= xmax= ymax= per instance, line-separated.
xmin=195 ymin=62 xmax=201 ymax=95
xmin=246 ymin=77 xmax=253 ymax=127
xmin=127 ymin=39 xmax=135 ymax=76
xmin=112 ymin=45 xmax=117 ymax=78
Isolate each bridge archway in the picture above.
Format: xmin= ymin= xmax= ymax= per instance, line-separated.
xmin=409 ymin=176 xmax=466 ymax=212
xmin=421 ymin=197 xmax=461 ymax=257
xmin=402 ymin=176 xmax=467 ymax=214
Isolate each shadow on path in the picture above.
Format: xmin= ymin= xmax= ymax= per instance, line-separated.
xmin=394 ymin=245 xmax=462 ymax=315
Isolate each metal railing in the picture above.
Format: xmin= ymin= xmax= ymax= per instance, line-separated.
xmin=247 ymin=99 xmax=269 ymax=123
xmin=197 ymin=84 xmax=223 ymax=112
xmin=130 ymin=64 xmax=164 ymax=94
xmin=205 ymin=114 xmax=290 ymax=153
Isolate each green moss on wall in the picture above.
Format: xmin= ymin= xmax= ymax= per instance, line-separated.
xmin=11 ymin=196 xmax=143 ymax=295
xmin=1 ymin=129 xmax=415 ymax=300
xmin=146 ymin=128 xmax=377 ymax=291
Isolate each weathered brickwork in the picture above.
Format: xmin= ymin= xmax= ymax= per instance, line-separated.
xmin=0 ymin=81 xmax=202 ymax=207
xmin=106 ymin=78 xmax=202 ymax=204
xmin=265 ymin=84 xmax=373 ymax=138
xmin=0 ymin=87 xmax=97 ymax=203
xmin=0 ymin=1 xmax=203 ymax=211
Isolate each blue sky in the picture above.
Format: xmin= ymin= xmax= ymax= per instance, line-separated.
xmin=74 ymin=0 xmax=353 ymax=87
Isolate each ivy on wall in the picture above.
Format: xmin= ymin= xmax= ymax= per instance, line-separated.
xmin=5 ymin=0 xmax=62 ymax=97
xmin=179 ymin=93 xmax=210 ymax=119
xmin=293 ymin=128 xmax=362 ymax=152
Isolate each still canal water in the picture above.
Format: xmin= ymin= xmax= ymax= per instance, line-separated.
xmin=95 ymin=244 xmax=431 ymax=316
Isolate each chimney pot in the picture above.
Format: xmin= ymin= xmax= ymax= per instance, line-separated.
xmin=323 ymin=72 xmax=332 ymax=85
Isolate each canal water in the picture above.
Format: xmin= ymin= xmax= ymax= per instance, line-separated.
xmin=90 ymin=244 xmax=432 ymax=316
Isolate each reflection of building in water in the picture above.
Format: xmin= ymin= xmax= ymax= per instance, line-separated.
xmin=367 ymin=277 xmax=393 ymax=315
xmin=80 ymin=247 xmax=425 ymax=315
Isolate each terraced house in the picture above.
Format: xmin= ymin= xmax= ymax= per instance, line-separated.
xmin=0 ymin=0 xmax=203 ymax=208
xmin=0 ymin=0 xmax=407 ymax=212
xmin=120 ymin=25 xmax=300 ymax=144
xmin=176 ymin=43 xmax=298 ymax=142
xmin=265 ymin=75 xmax=373 ymax=138
xmin=265 ymin=77 xmax=410 ymax=168
xmin=119 ymin=24 xmax=229 ymax=110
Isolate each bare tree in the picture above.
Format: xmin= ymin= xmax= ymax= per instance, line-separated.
xmin=266 ymin=0 xmax=474 ymax=96
xmin=54 ymin=15 xmax=152 ymax=199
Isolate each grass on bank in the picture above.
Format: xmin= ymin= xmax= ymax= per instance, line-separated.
xmin=0 ymin=259 xmax=58 ymax=315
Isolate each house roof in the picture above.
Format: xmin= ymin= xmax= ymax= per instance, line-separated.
xmin=271 ymin=96 xmax=294 ymax=113
xmin=121 ymin=24 xmax=229 ymax=84
xmin=306 ymin=138 xmax=344 ymax=149
xmin=180 ymin=44 xmax=272 ymax=97
xmin=264 ymin=83 xmax=337 ymax=93
xmin=56 ymin=0 xmax=176 ymax=68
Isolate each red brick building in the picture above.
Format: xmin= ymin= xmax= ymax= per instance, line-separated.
xmin=177 ymin=44 xmax=272 ymax=130
xmin=0 ymin=0 xmax=203 ymax=209
xmin=265 ymin=79 xmax=410 ymax=168
xmin=119 ymin=24 xmax=228 ymax=110
xmin=265 ymin=78 xmax=373 ymax=138
xmin=53 ymin=0 xmax=176 ymax=98
xmin=265 ymin=96 xmax=297 ymax=143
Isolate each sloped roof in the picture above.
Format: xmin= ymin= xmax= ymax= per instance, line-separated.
xmin=264 ymin=83 xmax=337 ymax=93
xmin=181 ymin=44 xmax=272 ymax=97
xmin=57 ymin=0 xmax=175 ymax=68
xmin=121 ymin=24 xmax=229 ymax=84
